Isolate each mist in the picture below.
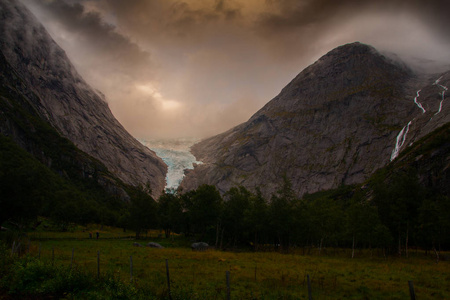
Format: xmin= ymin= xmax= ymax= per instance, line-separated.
xmin=21 ymin=0 xmax=450 ymax=139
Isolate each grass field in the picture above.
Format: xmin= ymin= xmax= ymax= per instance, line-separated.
xmin=4 ymin=225 xmax=450 ymax=299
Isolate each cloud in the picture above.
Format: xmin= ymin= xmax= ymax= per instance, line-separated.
xmin=258 ymin=0 xmax=450 ymax=30
xmin=22 ymin=0 xmax=154 ymax=77
xmin=20 ymin=0 xmax=450 ymax=139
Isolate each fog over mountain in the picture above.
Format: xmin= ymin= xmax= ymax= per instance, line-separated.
xmin=21 ymin=0 xmax=450 ymax=139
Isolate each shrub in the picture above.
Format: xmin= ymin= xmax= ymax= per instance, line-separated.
xmin=0 ymin=246 xmax=148 ymax=299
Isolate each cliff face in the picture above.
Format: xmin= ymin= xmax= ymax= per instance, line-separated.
xmin=0 ymin=0 xmax=167 ymax=197
xmin=181 ymin=42 xmax=449 ymax=198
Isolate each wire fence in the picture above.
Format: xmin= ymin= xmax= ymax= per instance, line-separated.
xmin=7 ymin=239 xmax=425 ymax=300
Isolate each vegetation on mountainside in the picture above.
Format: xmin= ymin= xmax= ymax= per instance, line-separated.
xmin=0 ymin=60 xmax=158 ymax=233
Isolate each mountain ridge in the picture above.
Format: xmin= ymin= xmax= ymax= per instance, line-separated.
xmin=0 ymin=0 xmax=167 ymax=197
xmin=181 ymin=42 xmax=450 ymax=198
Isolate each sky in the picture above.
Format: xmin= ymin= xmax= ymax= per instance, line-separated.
xmin=21 ymin=0 xmax=450 ymax=140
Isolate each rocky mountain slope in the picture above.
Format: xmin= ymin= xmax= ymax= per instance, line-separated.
xmin=181 ymin=42 xmax=449 ymax=198
xmin=0 ymin=0 xmax=167 ymax=197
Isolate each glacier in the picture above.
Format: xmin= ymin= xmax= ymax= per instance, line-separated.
xmin=140 ymin=138 xmax=202 ymax=192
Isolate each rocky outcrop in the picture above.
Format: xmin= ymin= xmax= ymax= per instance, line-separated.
xmin=181 ymin=42 xmax=450 ymax=199
xmin=0 ymin=0 xmax=167 ymax=198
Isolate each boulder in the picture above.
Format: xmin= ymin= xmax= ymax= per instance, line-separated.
xmin=147 ymin=242 xmax=164 ymax=249
xmin=191 ymin=242 xmax=209 ymax=251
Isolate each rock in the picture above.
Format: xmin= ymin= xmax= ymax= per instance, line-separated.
xmin=181 ymin=42 xmax=450 ymax=199
xmin=133 ymin=242 xmax=143 ymax=247
xmin=191 ymin=242 xmax=209 ymax=251
xmin=147 ymin=242 xmax=164 ymax=249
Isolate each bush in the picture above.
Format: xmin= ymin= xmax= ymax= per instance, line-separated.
xmin=0 ymin=245 xmax=149 ymax=299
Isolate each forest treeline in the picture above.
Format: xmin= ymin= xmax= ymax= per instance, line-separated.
xmin=1 ymin=134 xmax=450 ymax=257
xmin=156 ymin=174 xmax=450 ymax=257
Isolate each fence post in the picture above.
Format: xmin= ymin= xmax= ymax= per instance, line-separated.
xmin=97 ymin=251 xmax=100 ymax=279
xmin=166 ymin=259 xmax=172 ymax=300
xmin=226 ymin=270 xmax=231 ymax=300
xmin=408 ymin=281 xmax=416 ymax=300
xmin=71 ymin=248 xmax=74 ymax=268
xmin=11 ymin=241 xmax=15 ymax=257
xmin=130 ymin=256 xmax=133 ymax=283
xmin=307 ymin=274 xmax=312 ymax=300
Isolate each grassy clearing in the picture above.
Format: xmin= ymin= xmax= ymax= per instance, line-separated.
xmin=3 ymin=227 xmax=449 ymax=299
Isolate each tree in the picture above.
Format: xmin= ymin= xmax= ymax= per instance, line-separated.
xmin=418 ymin=195 xmax=450 ymax=261
xmin=222 ymin=186 xmax=252 ymax=247
xmin=184 ymin=185 xmax=223 ymax=242
xmin=346 ymin=192 xmax=391 ymax=257
xmin=373 ymin=170 xmax=424 ymax=256
xmin=0 ymin=136 xmax=55 ymax=227
xmin=126 ymin=190 xmax=157 ymax=238
xmin=158 ymin=191 xmax=183 ymax=238
xmin=269 ymin=176 xmax=297 ymax=251
xmin=305 ymin=195 xmax=344 ymax=254
xmin=245 ymin=188 xmax=269 ymax=250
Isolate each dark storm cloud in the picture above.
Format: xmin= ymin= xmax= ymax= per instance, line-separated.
xmin=20 ymin=0 xmax=450 ymax=139
xmin=259 ymin=0 xmax=450 ymax=40
xmin=23 ymin=0 xmax=154 ymax=78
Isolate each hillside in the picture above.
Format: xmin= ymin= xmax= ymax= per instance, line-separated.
xmin=0 ymin=0 xmax=167 ymax=198
xmin=181 ymin=42 xmax=450 ymax=198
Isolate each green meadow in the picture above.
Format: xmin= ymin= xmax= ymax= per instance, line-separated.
xmin=2 ymin=226 xmax=449 ymax=299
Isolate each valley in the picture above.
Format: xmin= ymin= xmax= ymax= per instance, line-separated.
xmin=1 ymin=0 xmax=450 ymax=298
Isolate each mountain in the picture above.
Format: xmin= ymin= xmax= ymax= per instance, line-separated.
xmin=180 ymin=42 xmax=450 ymax=198
xmin=0 ymin=0 xmax=167 ymax=198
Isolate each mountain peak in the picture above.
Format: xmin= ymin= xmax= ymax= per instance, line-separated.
xmin=181 ymin=42 xmax=442 ymax=198
xmin=253 ymin=41 xmax=412 ymax=118
xmin=325 ymin=42 xmax=375 ymax=55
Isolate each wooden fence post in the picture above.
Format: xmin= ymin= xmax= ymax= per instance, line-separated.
xmin=71 ymin=248 xmax=74 ymax=268
xmin=97 ymin=251 xmax=100 ymax=279
xmin=226 ymin=270 xmax=231 ymax=300
xmin=307 ymin=274 xmax=312 ymax=300
xmin=166 ymin=259 xmax=172 ymax=300
xmin=11 ymin=241 xmax=15 ymax=257
xmin=130 ymin=256 xmax=133 ymax=283
xmin=408 ymin=280 xmax=416 ymax=300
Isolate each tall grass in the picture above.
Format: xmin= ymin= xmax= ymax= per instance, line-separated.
xmin=2 ymin=229 xmax=449 ymax=299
